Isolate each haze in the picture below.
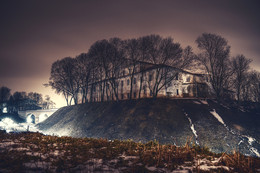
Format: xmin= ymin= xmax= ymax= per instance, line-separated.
xmin=0 ymin=0 xmax=259 ymax=107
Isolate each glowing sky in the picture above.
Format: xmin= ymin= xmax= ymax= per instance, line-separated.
xmin=0 ymin=0 xmax=259 ymax=107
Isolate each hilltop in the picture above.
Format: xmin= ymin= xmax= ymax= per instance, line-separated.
xmin=38 ymin=98 xmax=260 ymax=157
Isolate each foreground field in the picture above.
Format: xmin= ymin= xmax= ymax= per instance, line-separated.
xmin=0 ymin=130 xmax=260 ymax=173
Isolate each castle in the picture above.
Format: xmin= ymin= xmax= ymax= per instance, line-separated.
xmin=81 ymin=60 xmax=211 ymax=103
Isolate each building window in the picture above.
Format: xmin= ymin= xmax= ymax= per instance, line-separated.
xmin=121 ymin=94 xmax=124 ymax=99
xmin=134 ymin=92 xmax=136 ymax=98
xmin=176 ymin=73 xmax=179 ymax=80
xmin=127 ymin=79 xmax=130 ymax=85
xmin=166 ymin=92 xmax=172 ymax=97
xmin=123 ymin=70 xmax=125 ymax=76
xmin=186 ymin=76 xmax=190 ymax=82
xmin=149 ymin=74 xmax=153 ymax=81
xmin=176 ymin=89 xmax=179 ymax=95
xmin=121 ymin=81 xmax=124 ymax=87
xmin=134 ymin=78 xmax=136 ymax=84
xmin=127 ymin=93 xmax=130 ymax=99
xmin=143 ymin=85 xmax=147 ymax=94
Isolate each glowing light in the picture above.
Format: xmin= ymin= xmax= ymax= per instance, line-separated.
xmin=0 ymin=118 xmax=15 ymax=125
xmin=0 ymin=118 xmax=17 ymax=133
xmin=2 ymin=107 xmax=7 ymax=113
xmin=39 ymin=114 xmax=48 ymax=123
xmin=26 ymin=114 xmax=36 ymax=124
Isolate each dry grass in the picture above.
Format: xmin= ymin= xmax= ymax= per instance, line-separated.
xmin=0 ymin=130 xmax=259 ymax=172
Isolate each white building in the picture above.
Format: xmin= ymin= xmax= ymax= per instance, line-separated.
xmin=84 ymin=61 xmax=211 ymax=102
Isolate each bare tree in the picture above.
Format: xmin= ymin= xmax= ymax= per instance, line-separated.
xmin=49 ymin=57 xmax=80 ymax=105
xmin=88 ymin=38 xmax=124 ymax=101
xmin=124 ymin=38 xmax=140 ymax=99
xmin=42 ymin=95 xmax=56 ymax=109
xmin=231 ymin=55 xmax=252 ymax=102
xmin=12 ymin=91 xmax=27 ymax=101
xmin=88 ymin=40 xmax=112 ymax=102
xmin=145 ymin=35 xmax=185 ymax=98
xmin=137 ymin=36 xmax=150 ymax=98
xmin=28 ymin=92 xmax=43 ymax=105
xmin=0 ymin=86 xmax=11 ymax=103
xmin=75 ymin=53 xmax=93 ymax=103
xmin=196 ymin=33 xmax=232 ymax=99
xmin=248 ymin=71 xmax=260 ymax=102
xmin=107 ymin=38 xmax=125 ymax=101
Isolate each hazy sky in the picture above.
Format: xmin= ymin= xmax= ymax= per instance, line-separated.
xmin=0 ymin=0 xmax=259 ymax=107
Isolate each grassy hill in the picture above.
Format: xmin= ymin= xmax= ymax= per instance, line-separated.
xmin=38 ymin=98 xmax=260 ymax=157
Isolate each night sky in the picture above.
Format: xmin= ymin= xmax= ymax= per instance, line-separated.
xmin=0 ymin=0 xmax=259 ymax=107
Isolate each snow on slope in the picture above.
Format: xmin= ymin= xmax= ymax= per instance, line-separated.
xmin=184 ymin=112 xmax=199 ymax=145
xmin=210 ymin=109 xmax=260 ymax=157
xmin=210 ymin=109 xmax=225 ymax=125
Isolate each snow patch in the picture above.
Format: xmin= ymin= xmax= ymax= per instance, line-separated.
xmin=209 ymin=109 xmax=260 ymax=157
xmin=172 ymin=170 xmax=191 ymax=173
xmin=210 ymin=109 xmax=225 ymax=125
xmin=200 ymin=100 xmax=208 ymax=105
xmin=199 ymin=164 xmax=230 ymax=171
xmin=250 ymin=147 xmax=260 ymax=157
xmin=145 ymin=166 xmax=157 ymax=171
xmin=193 ymin=101 xmax=201 ymax=104
xmin=184 ymin=112 xmax=199 ymax=145
xmin=242 ymin=135 xmax=260 ymax=157
xmin=243 ymin=135 xmax=256 ymax=145
xmin=0 ymin=118 xmax=41 ymax=133
xmin=238 ymin=140 xmax=243 ymax=145
xmin=119 ymin=152 xmax=139 ymax=160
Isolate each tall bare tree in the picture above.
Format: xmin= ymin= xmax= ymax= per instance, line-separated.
xmin=137 ymin=36 xmax=150 ymax=98
xmin=124 ymin=38 xmax=140 ymax=99
xmin=231 ymin=55 xmax=251 ymax=102
xmin=145 ymin=35 xmax=186 ymax=98
xmin=49 ymin=57 xmax=80 ymax=105
xmin=248 ymin=71 xmax=260 ymax=102
xmin=107 ymin=38 xmax=125 ymax=101
xmin=88 ymin=40 xmax=112 ymax=102
xmin=88 ymin=38 xmax=125 ymax=101
xmin=75 ymin=53 xmax=93 ymax=103
xmin=196 ymin=33 xmax=232 ymax=99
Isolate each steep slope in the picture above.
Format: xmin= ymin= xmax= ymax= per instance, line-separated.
xmin=37 ymin=98 xmax=260 ymax=157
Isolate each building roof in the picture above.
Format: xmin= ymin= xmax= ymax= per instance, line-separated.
xmin=89 ymin=60 xmax=206 ymax=86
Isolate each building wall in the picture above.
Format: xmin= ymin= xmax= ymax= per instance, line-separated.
xmin=83 ymin=65 xmax=210 ymax=102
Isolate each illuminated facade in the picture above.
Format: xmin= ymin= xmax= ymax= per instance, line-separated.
xmin=84 ymin=61 xmax=211 ymax=102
